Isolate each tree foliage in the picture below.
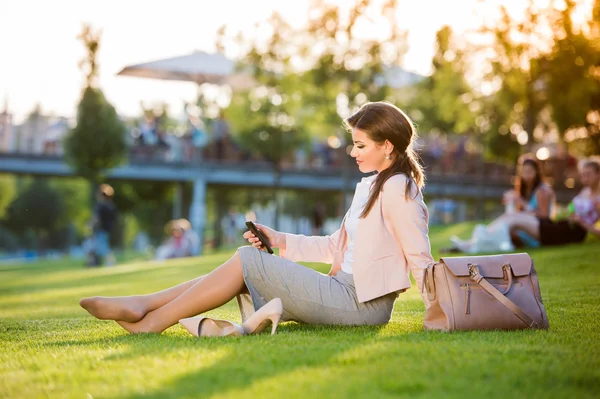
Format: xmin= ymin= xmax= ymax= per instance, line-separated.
xmin=64 ymin=24 xmax=126 ymax=184
xmin=412 ymin=26 xmax=477 ymax=136
xmin=0 ymin=174 xmax=16 ymax=219
xmin=297 ymin=0 xmax=405 ymax=139
xmin=474 ymin=0 xmax=599 ymax=159
xmin=227 ymin=0 xmax=406 ymax=164
xmin=545 ymin=0 xmax=600 ymax=155
xmin=4 ymin=179 xmax=65 ymax=244
xmin=107 ymin=179 xmax=175 ymax=244
xmin=227 ymin=12 xmax=308 ymax=167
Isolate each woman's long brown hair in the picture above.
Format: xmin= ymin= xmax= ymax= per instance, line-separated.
xmin=344 ymin=102 xmax=425 ymax=218
xmin=514 ymin=156 xmax=544 ymax=211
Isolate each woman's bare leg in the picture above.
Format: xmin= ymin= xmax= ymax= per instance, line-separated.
xmin=486 ymin=213 xmax=512 ymax=231
xmin=80 ymin=275 xmax=207 ymax=322
xmin=117 ymin=250 xmax=246 ymax=334
xmin=495 ymin=213 xmax=541 ymax=239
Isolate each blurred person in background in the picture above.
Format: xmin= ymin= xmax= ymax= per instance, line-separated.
xmin=156 ymin=219 xmax=199 ymax=260
xmin=508 ymin=158 xmax=600 ymax=246
xmin=223 ymin=208 xmax=242 ymax=245
xmin=88 ymin=184 xmax=117 ymax=267
xmin=448 ymin=155 xmax=555 ymax=253
xmin=212 ymin=110 xmax=231 ymax=160
xmin=184 ymin=111 xmax=208 ymax=162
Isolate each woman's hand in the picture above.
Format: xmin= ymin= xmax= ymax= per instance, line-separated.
xmin=568 ymin=214 xmax=591 ymax=230
xmin=514 ymin=196 xmax=528 ymax=209
xmin=593 ymin=198 xmax=600 ymax=214
xmin=503 ymin=190 xmax=526 ymax=206
xmin=242 ymin=223 xmax=284 ymax=250
xmin=502 ymin=190 xmax=515 ymax=205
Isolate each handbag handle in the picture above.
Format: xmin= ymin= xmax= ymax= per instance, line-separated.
xmin=468 ymin=264 xmax=537 ymax=328
xmin=500 ymin=264 xmax=513 ymax=295
xmin=424 ymin=264 xmax=436 ymax=301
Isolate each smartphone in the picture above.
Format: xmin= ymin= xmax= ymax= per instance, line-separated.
xmin=245 ymin=221 xmax=274 ymax=254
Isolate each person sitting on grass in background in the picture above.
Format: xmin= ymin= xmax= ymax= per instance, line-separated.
xmin=449 ymin=155 xmax=555 ymax=253
xmin=507 ymin=156 xmax=556 ymax=248
xmin=507 ymin=158 xmax=600 ymax=246
xmin=156 ymin=219 xmax=199 ymax=260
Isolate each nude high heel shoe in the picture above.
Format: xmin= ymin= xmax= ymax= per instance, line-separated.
xmin=242 ymin=298 xmax=283 ymax=335
xmin=178 ymin=317 xmax=244 ymax=337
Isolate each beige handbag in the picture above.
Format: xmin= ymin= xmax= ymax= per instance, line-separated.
xmin=423 ymin=253 xmax=549 ymax=331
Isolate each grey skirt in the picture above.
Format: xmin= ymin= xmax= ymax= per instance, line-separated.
xmin=236 ymin=246 xmax=397 ymax=325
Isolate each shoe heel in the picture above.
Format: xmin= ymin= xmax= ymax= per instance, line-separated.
xmin=242 ymin=298 xmax=284 ymax=335
xmin=269 ymin=314 xmax=282 ymax=335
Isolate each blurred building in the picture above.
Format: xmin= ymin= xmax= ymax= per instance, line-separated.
xmin=0 ymin=100 xmax=14 ymax=152
xmin=14 ymin=111 xmax=70 ymax=155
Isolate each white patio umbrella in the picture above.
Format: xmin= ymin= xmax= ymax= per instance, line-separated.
xmin=117 ymin=51 xmax=254 ymax=89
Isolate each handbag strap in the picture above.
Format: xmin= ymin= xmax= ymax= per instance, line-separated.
xmin=468 ymin=264 xmax=538 ymax=328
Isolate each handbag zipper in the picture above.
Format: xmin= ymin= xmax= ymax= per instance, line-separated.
xmin=465 ymin=283 xmax=471 ymax=314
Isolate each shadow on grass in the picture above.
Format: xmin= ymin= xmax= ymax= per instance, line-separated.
xmin=40 ymin=322 xmax=394 ymax=398
xmin=124 ymin=327 xmax=551 ymax=399
xmin=38 ymin=321 xmax=551 ymax=399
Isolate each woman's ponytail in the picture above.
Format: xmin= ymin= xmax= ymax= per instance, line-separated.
xmin=360 ymin=147 xmax=425 ymax=218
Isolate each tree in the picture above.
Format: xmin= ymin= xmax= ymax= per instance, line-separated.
xmin=4 ymin=179 xmax=65 ymax=250
xmin=228 ymin=0 xmax=409 ymax=147
xmin=0 ymin=174 xmax=18 ymax=251
xmin=411 ymin=26 xmax=477 ymax=136
xmin=0 ymin=174 xmax=16 ymax=219
xmin=107 ymin=179 xmax=175 ymax=245
xmin=64 ymin=24 xmax=126 ymax=193
xmin=472 ymin=0 xmax=599 ymax=160
xmin=228 ymin=12 xmax=308 ymax=166
xmin=298 ymin=0 xmax=406 ymax=138
xmin=545 ymin=0 xmax=600 ymax=155
xmin=475 ymin=2 xmax=551 ymax=161
xmin=226 ymin=12 xmax=310 ymax=229
xmin=51 ymin=178 xmax=92 ymax=244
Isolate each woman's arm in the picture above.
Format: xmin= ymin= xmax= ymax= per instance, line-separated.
xmin=279 ymin=230 xmax=341 ymax=264
xmin=244 ymin=224 xmax=341 ymax=263
xmin=382 ymin=176 xmax=434 ymax=307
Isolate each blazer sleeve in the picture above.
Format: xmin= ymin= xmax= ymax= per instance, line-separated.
xmin=279 ymin=229 xmax=341 ymax=264
xmin=382 ymin=176 xmax=434 ymax=308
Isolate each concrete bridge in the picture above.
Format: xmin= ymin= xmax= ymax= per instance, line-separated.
xmin=0 ymin=153 xmax=576 ymax=254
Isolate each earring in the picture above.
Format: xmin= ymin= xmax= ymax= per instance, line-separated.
xmin=386 ymin=155 xmax=391 ymax=160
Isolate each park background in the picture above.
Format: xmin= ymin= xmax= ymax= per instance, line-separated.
xmin=0 ymin=0 xmax=598 ymax=260
xmin=0 ymin=1 xmax=599 ymax=396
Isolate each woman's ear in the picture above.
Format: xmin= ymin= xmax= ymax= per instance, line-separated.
xmin=385 ymin=139 xmax=395 ymax=155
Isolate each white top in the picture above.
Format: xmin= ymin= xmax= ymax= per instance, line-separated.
xmin=572 ymin=191 xmax=600 ymax=226
xmin=341 ymin=174 xmax=377 ymax=274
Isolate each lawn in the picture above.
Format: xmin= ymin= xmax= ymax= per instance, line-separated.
xmin=1 ymin=223 xmax=599 ymax=399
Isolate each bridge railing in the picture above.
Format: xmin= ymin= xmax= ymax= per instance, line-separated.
xmin=0 ymin=147 xmax=579 ymax=192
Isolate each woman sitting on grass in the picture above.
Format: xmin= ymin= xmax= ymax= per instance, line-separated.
xmin=449 ymin=155 xmax=555 ymax=253
xmin=507 ymin=158 xmax=600 ymax=246
xmin=79 ymin=102 xmax=433 ymax=336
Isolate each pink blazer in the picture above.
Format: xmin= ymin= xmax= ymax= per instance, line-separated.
xmin=280 ymin=174 xmax=434 ymax=305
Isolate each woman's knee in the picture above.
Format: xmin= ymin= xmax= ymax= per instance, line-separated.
xmin=236 ymin=245 xmax=259 ymax=259
xmin=234 ymin=245 xmax=262 ymax=270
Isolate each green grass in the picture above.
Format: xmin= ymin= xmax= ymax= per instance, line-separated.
xmin=1 ymin=224 xmax=599 ymax=399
